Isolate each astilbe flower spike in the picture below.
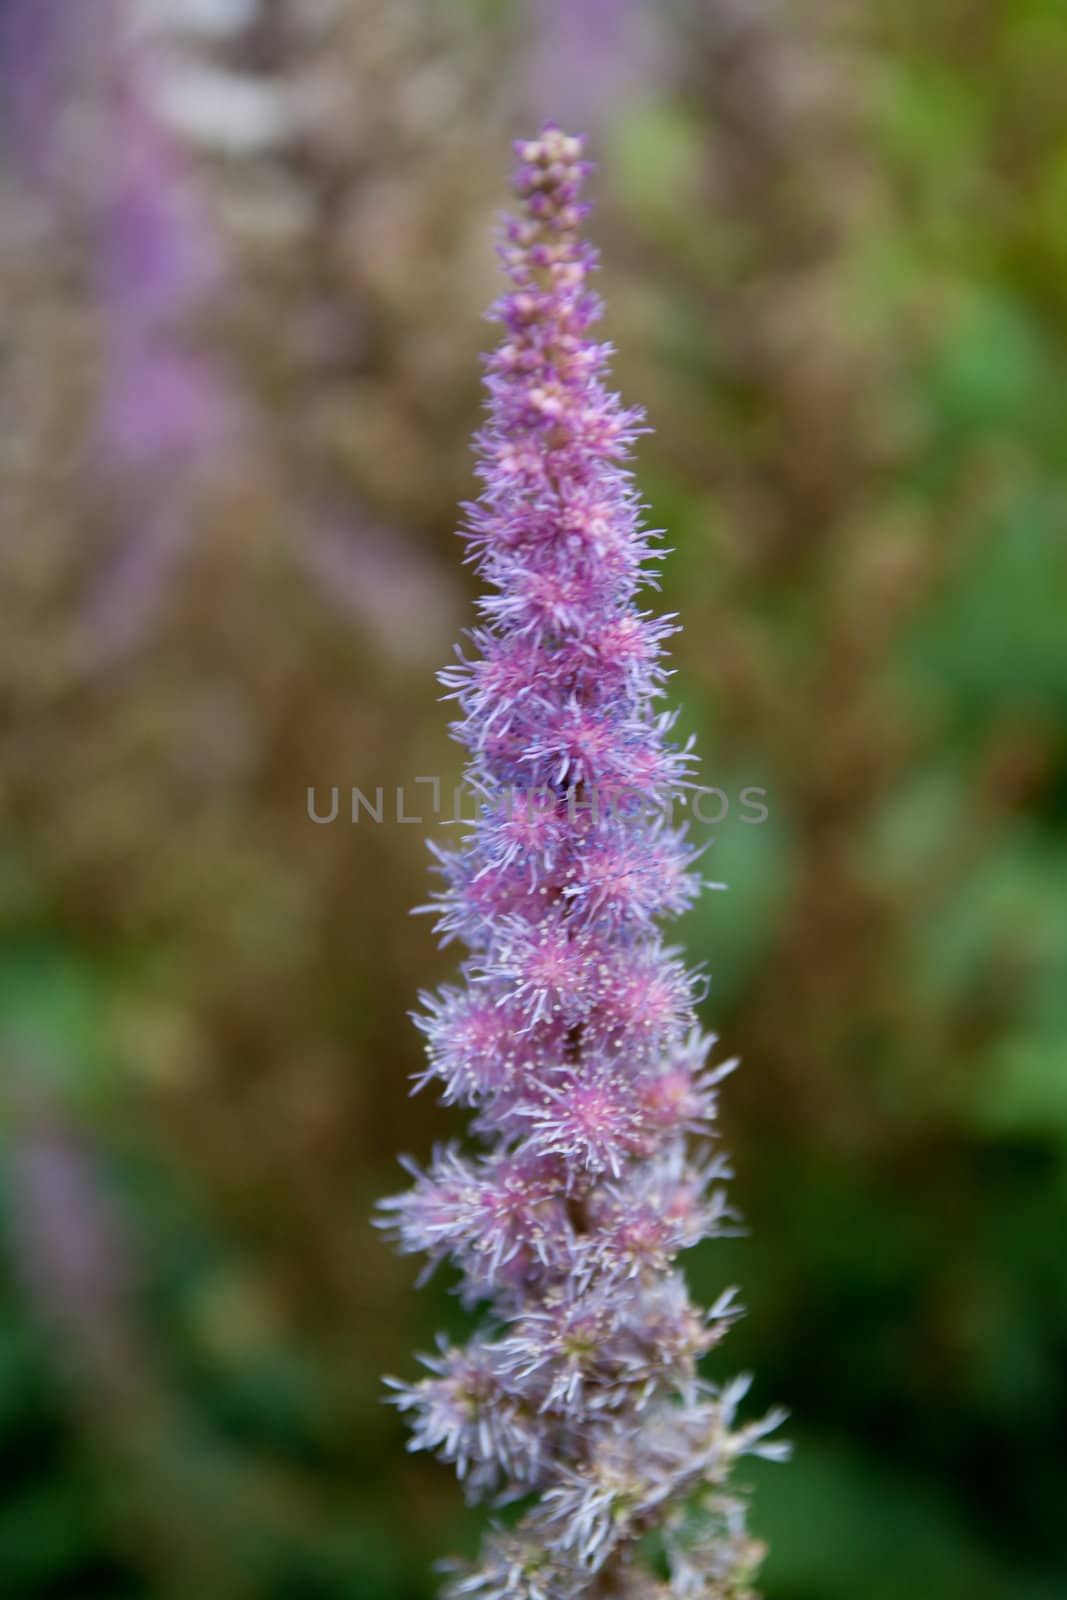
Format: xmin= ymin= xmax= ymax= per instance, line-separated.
xmin=381 ymin=126 xmax=785 ymax=1600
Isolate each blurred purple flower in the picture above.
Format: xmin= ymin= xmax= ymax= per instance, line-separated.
xmin=6 ymin=1109 xmax=140 ymax=1391
xmin=524 ymin=0 xmax=663 ymax=135
xmin=0 ymin=0 xmax=103 ymax=178
xmin=83 ymin=62 xmax=242 ymax=662
xmin=95 ymin=76 xmax=235 ymax=472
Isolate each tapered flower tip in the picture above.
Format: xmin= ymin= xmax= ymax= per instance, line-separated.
xmin=511 ymin=125 xmax=591 ymax=216
xmin=513 ymin=123 xmax=586 ymax=164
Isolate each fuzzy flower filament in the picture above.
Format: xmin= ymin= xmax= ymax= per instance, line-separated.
xmin=381 ymin=126 xmax=784 ymax=1600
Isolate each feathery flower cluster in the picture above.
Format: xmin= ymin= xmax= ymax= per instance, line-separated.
xmin=381 ymin=126 xmax=784 ymax=1599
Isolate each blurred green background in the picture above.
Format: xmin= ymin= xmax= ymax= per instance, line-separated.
xmin=2 ymin=2 xmax=1066 ymax=1596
